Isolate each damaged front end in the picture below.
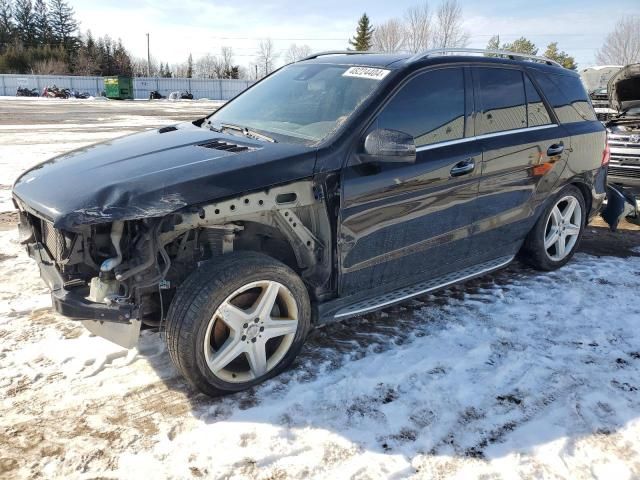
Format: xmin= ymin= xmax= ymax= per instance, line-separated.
xmin=15 ymin=207 xmax=178 ymax=347
xmin=605 ymin=63 xmax=640 ymax=191
xmin=14 ymin=178 xmax=332 ymax=349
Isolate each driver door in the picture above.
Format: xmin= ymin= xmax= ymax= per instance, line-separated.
xmin=338 ymin=66 xmax=482 ymax=296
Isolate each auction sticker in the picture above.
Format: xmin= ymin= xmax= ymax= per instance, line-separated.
xmin=343 ymin=66 xmax=390 ymax=80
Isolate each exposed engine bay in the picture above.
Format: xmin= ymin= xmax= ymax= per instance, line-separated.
xmin=18 ymin=180 xmax=334 ymax=345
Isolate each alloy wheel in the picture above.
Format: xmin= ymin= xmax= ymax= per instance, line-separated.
xmin=203 ymin=280 xmax=299 ymax=383
xmin=544 ymin=195 xmax=582 ymax=262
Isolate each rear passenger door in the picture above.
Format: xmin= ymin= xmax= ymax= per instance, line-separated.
xmin=471 ymin=66 xmax=571 ymax=262
xmin=339 ymin=67 xmax=481 ymax=296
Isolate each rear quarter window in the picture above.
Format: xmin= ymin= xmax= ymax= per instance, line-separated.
xmin=531 ymin=70 xmax=597 ymax=123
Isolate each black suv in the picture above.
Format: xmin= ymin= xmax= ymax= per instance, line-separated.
xmin=13 ymin=49 xmax=611 ymax=396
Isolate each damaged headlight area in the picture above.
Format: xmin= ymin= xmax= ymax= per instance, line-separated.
xmin=18 ymin=212 xmax=257 ymax=335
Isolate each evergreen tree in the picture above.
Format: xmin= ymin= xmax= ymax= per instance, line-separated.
xmin=544 ymin=42 xmax=577 ymax=70
xmin=0 ymin=0 xmax=14 ymax=54
xmin=33 ymin=0 xmax=51 ymax=45
xmin=14 ymin=0 xmax=36 ymax=46
xmin=486 ymin=35 xmax=500 ymax=51
xmin=224 ymin=65 xmax=239 ymax=79
xmin=113 ymin=38 xmax=131 ymax=75
xmin=49 ymin=0 xmax=78 ymax=50
xmin=349 ymin=13 xmax=373 ymax=51
xmin=502 ymin=37 xmax=538 ymax=55
xmin=187 ymin=53 xmax=193 ymax=78
xmin=159 ymin=62 xmax=165 ymax=77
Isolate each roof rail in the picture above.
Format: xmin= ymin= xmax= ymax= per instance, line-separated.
xmin=297 ymin=50 xmax=382 ymax=63
xmin=407 ymin=48 xmax=563 ymax=68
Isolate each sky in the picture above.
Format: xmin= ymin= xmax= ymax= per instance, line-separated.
xmin=71 ymin=0 xmax=640 ymax=73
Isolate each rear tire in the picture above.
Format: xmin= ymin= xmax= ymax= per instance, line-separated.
xmin=520 ymin=185 xmax=586 ymax=271
xmin=165 ymin=252 xmax=311 ymax=397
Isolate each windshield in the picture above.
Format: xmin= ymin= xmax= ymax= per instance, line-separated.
xmin=207 ymin=64 xmax=388 ymax=144
xmin=623 ymin=106 xmax=640 ymax=116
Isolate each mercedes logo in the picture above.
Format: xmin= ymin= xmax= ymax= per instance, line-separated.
xmin=630 ymin=134 xmax=640 ymax=144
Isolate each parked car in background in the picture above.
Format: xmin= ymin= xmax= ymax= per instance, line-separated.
xmin=580 ymin=66 xmax=622 ymax=122
xmin=13 ymin=48 xmax=629 ymax=396
xmin=605 ymin=64 xmax=640 ymax=195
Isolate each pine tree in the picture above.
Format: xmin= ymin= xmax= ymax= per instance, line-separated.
xmin=159 ymin=62 xmax=165 ymax=77
xmin=14 ymin=0 xmax=36 ymax=46
xmin=187 ymin=53 xmax=193 ymax=78
xmin=349 ymin=13 xmax=373 ymax=51
xmin=0 ymin=0 xmax=14 ymax=53
xmin=49 ymin=0 xmax=78 ymax=49
xmin=486 ymin=35 xmax=500 ymax=51
xmin=544 ymin=42 xmax=577 ymax=70
xmin=502 ymin=37 xmax=538 ymax=55
xmin=33 ymin=0 xmax=51 ymax=45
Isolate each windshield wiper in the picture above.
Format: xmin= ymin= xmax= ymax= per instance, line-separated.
xmin=220 ymin=123 xmax=277 ymax=143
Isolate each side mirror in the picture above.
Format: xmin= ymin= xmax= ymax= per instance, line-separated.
xmin=363 ymin=129 xmax=416 ymax=163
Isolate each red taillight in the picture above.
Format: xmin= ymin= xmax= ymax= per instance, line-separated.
xmin=602 ymin=135 xmax=610 ymax=166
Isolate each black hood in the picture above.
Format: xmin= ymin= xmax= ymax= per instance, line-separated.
xmin=13 ymin=122 xmax=316 ymax=230
xmin=608 ymin=63 xmax=640 ymax=113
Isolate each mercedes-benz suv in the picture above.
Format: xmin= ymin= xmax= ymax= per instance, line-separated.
xmin=13 ymin=49 xmax=615 ymax=396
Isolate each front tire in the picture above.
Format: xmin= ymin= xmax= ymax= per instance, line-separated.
xmin=520 ymin=185 xmax=586 ymax=271
xmin=165 ymin=252 xmax=311 ymax=397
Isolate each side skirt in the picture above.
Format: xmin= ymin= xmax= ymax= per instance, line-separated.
xmin=317 ymin=255 xmax=515 ymax=324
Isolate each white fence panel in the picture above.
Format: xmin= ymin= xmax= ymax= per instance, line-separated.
xmin=1 ymin=74 xmax=253 ymax=100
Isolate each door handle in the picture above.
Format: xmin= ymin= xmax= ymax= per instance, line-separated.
xmin=450 ymin=158 xmax=475 ymax=177
xmin=547 ymin=143 xmax=564 ymax=157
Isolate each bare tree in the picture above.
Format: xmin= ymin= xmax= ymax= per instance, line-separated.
xmin=372 ymin=18 xmax=405 ymax=53
xmin=256 ymin=38 xmax=278 ymax=77
xmin=220 ymin=46 xmax=234 ymax=72
xmin=284 ymin=43 xmax=312 ymax=63
xmin=433 ymin=0 xmax=469 ymax=49
xmin=596 ymin=17 xmax=640 ymax=65
xmin=403 ymin=2 xmax=432 ymax=53
xmin=195 ymin=53 xmax=220 ymax=79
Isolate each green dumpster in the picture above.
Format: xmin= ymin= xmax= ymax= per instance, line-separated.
xmin=104 ymin=76 xmax=134 ymax=100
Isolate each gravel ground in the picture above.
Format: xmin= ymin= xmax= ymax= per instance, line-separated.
xmin=1 ymin=98 xmax=639 ymax=480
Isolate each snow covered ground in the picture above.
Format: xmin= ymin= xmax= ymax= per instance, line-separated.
xmin=1 ymin=99 xmax=640 ymax=479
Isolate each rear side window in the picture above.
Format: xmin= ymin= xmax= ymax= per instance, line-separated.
xmin=524 ymin=74 xmax=553 ymax=127
xmin=474 ymin=68 xmax=527 ymax=135
xmin=530 ymin=70 xmax=597 ymax=123
xmin=376 ymin=68 xmax=465 ymax=147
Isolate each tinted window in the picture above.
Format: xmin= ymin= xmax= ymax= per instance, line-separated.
xmin=376 ymin=68 xmax=465 ymax=147
xmin=524 ymin=74 xmax=552 ymax=127
xmin=530 ymin=70 xmax=597 ymax=123
xmin=475 ymin=68 xmax=527 ymax=135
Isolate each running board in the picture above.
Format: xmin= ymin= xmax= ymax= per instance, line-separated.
xmin=334 ymin=255 xmax=515 ymax=319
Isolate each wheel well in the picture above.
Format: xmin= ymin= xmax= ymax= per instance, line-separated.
xmin=570 ymin=181 xmax=592 ymax=218
xmin=233 ymin=221 xmax=299 ymax=273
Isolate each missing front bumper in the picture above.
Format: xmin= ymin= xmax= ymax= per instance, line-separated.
xmin=27 ymin=242 xmax=141 ymax=348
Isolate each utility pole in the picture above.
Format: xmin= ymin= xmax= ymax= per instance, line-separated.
xmin=255 ymin=64 xmax=258 ymax=80
xmin=146 ymin=33 xmax=151 ymax=77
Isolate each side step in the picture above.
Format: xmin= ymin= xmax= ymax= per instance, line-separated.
xmin=334 ymin=255 xmax=514 ymax=319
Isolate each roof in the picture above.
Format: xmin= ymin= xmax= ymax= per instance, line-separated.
xmin=297 ymin=51 xmax=571 ymax=74
xmin=300 ymin=53 xmax=410 ymax=69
